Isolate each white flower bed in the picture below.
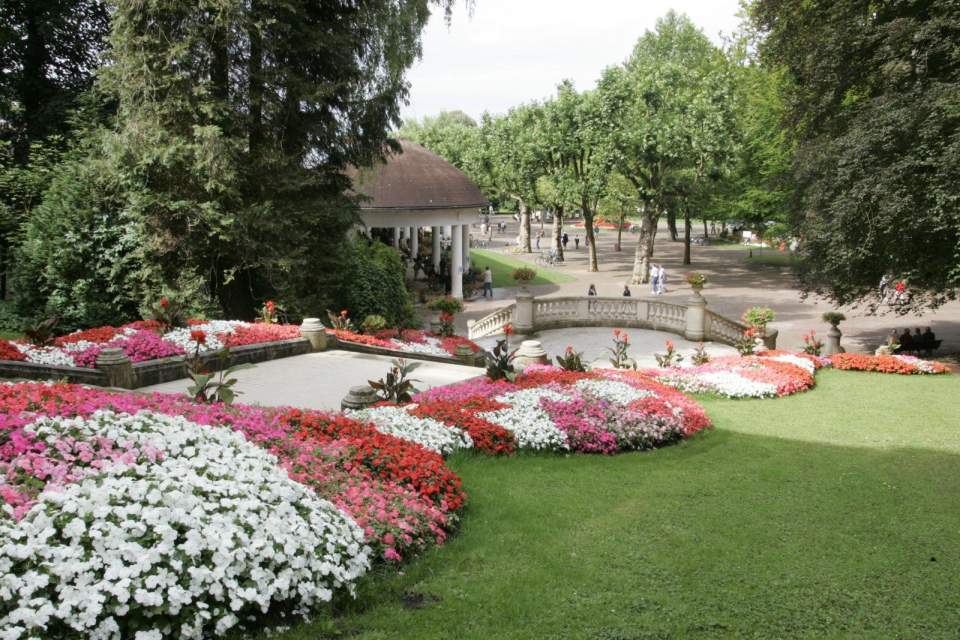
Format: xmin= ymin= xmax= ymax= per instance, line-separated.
xmin=161 ymin=327 xmax=225 ymax=353
xmin=658 ymin=370 xmax=779 ymax=398
xmin=894 ymin=355 xmax=938 ymax=373
xmin=347 ymin=406 xmax=472 ymax=455
xmin=480 ymin=387 xmax=571 ymax=451
xmin=12 ymin=343 xmax=78 ymax=367
xmin=390 ymin=337 xmax=449 ymax=358
xmin=0 ymin=411 xmax=370 ymax=640
xmin=767 ymin=354 xmax=816 ymax=374
xmin=575 ymin=378 xmax=653 ymax=405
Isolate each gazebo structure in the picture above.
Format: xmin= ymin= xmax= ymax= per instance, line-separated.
xmin=347 ymin=140 xmax=489 ymax=299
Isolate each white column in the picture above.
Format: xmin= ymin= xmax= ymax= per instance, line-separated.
xmin=393 ymin=227 xmax=400 ymax=249
xmin=432 ymin=226 xmax=441 ymax=272
xmin=461 ymin=224 xmax=471 ymax=270
xmin=450 ymin=224 xmax=463 ymax=299
xmin=410 ymin=226 xmax=419 ymax=257
xmin=444 ymin=225 xmax=452 ymax=241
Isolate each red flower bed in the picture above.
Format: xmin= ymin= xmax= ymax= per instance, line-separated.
xmin=0 ymin=340 xmax=25 ymax=362
xmin=279 ymin=408 xmax=466 ymax=511
xmin=438 ymin=335 xmax=482 ymax=354
xmin=831 ymin=353 xmax=948 ymax=375
xmin=410 ymin=398 xmax=516 ymax=455
xmin=222 ymin=323 xmax=301 ymax=347
xmin=331 ymin=329 xmax=395 ymax=349
xmin=54 ymin=326 xmax=121 ymax=346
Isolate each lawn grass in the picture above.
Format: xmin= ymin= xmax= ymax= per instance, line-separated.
xmin=0 ymin=330 xmax=21 ymax=340
xmin=471 ymin=248 xmax=576 ymax=287
xmin=263 ymin=370 xmax=960 ymax=639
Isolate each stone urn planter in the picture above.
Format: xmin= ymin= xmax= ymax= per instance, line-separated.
xmin=341 ymin=385 xmax=378 ymax=411
xmin=299 ymin=318 xmax=329 ymax=351
xmin=512 ymin=340 xmax=549 ymax=370
xmin=822 ymin=312 xmax=846 ymax=355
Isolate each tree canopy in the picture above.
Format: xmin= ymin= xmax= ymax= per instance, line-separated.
xmin=751 ymin=0 xmax=960 ymax=312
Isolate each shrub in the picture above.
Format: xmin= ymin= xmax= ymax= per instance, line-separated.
xmin=339 ymin=239 xmax=414 ymax=328
xmin=822 ymin=311 xmax=846 ymax=327
xmin=511 ymin=266 xmax=537 ymax=283
xmin=426 ymin=296 xmax=464 ymax=315
xmin=361 ymin=314 xmax=388 ymax=334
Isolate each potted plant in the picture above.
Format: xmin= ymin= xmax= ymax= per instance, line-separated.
xmin=742 ymin=306 xmax=777 ymax=350
xmin=511 ymin=266 xmax=537 ymax=292
xmin=426 ymin=296 xmax=464 ymax=335
xmin=685 ymin=272 xmax=707 ymax=293
xmin=822 ymin=311 xmax=846 ymax=355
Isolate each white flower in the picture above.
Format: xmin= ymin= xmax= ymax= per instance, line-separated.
xmin=347 ymin=406 xmax=472 ymax=455
xmin=161 ymin=328 xmax=224 ymax=353
xmin=480 ymin=387 xmax=570 ymax=451
xmin=767 ymin=354 xmax=815 ymax=374
xmin=13 ymin=343 xmax=77 ymax=367
xmin=574 ymin=378 xmax=653 ymax=405
xmin=1 ymin=411 xmax=370 ymax=640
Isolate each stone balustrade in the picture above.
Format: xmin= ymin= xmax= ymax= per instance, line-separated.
xmin=469 ymin=293 xmax=765 ymax=348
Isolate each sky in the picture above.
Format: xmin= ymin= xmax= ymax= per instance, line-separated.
xmin=401 ymin=0 xmax=744 ymax=123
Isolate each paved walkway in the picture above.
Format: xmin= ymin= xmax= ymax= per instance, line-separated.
xmin=141 ymin=351 xmax=480 ymax=411
xmin=461 ymin=219 xmax=960 ymax=354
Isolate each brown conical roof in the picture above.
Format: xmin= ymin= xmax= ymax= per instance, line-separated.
xmin=348 ymin=140 xmax=488 ymax=211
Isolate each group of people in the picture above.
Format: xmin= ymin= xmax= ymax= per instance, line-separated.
xmin=888 ymin=327 xmax=940 ymax=355
xmin=650 ymin=264 xmax=668 ymax=295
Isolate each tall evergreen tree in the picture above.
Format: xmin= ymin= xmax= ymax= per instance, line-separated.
xmin=99 ymin=0 xmax=458 ymax=318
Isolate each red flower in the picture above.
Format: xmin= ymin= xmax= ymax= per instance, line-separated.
xmin=895 ymin=281 xmax=906 ymax=293
xmin=665 ymin=340 xmax=674 ymax=351
xmin=265 ymin=300 xmax=276 ymax=313
xmin=613 ymin=329 xmax=621 ymax=338
xmin=503 ymin=323 xmax=514 ymax=336
xmin=190 ymin=329 xmax=206 ymax=344
xmin=160 ymin=297 xmax=170 ymax=309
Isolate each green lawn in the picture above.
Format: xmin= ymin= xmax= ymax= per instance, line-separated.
xmin=471 ymin=248 xmax=576 ymax=287
xmin=263 ymin=370 xmax=960 ymax=639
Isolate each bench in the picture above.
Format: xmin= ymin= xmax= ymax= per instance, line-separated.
xmin=895 ymin=339 xmax=942 ymax=357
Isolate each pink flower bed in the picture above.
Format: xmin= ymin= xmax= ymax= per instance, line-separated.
xmin=644 ymin=355 xmax=816 ymax=398
xmin=0 ymin=320 xmax=303 ymax=369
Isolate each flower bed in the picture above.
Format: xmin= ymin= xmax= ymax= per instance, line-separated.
xmin=647 ymin=355 xmax=816 ymax=398
xmin=331 ymin=329 xmax=481 ymax=359
xmin=0 ymin=320 xmax=302 ymax=369
xmin=409 ymin=365 xmax=711 ymax=454
xmin=0 ymin=381 xmax=469 ymax=639
xmin=829 ymin=353 xmax=948 ymax=375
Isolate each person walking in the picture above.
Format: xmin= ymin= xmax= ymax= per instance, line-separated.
xmin=587 ymin=284 xmax=597 ymax=296
xmin=535 ymin=230 xmax=541 ymax=250
xmin=651 ymin=264 xmax=660 ymax=295
xmin=562 ymin=232 xmax=569 ymax=250
xmin=657 ymin=264 xmax=667 ymax=294
xmin=575 ymin=235 xmax=580 ymax=250
xmin=482 ymin=266 xmax=494 ymax=299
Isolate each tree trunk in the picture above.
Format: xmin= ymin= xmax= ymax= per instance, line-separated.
xmin=583 ymin=205 xmax=598 ymax=272
xmin=248 ymin=4 xmax=264 ymax=156
xmin=631 ymin=211 xmax=658 ymax=284
xmin=683 ymin=210 xmax=692 ymax=265
xmin=552 ymin=207 xmax=565 ymax=262
xmin=617 ymin=212 xmax=625 ymax=251
xmin=703 ymin=218 xmax=709 ymax=239
xmin=518 ymin=200 xmax=532 ymax=252
xmin=17 ymin=6 xmax=50 ymax=162
xmin=667 ymin=210 xmax=679 ymax=241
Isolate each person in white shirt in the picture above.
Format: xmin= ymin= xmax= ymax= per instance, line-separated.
xmin=657 ymin=265 xmax=667 ymax=294
xmin=482 ymin=266 xmax=494 ymax=298
xmin=650 ymin=264 xmax=660 ymax=295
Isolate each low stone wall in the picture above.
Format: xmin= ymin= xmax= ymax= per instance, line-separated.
xmin=0 ymin=361 xmax=107 ymax=386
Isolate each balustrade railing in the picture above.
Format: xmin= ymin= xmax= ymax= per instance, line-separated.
xmin=704 ymin=310 xmax=749 ymax=346
xmin=468 ymin=294 xmax=756 ymax=346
